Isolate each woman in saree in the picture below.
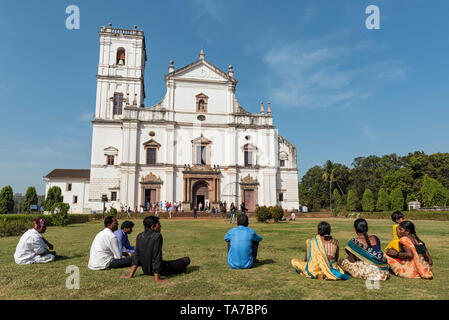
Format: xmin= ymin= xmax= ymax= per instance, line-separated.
xmin=291 ymin=222 xmax=350 ymax=280
xmin=385 ymin=221 xmax=433 ymax=279
xmin=339 ymin=218 xmax=389 ymax=281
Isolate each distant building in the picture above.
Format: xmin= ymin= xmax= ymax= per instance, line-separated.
xmin=408 ymin=201 xmax=421 ymax=211
xmin=43 ymin=169 xmax=90 ymax=213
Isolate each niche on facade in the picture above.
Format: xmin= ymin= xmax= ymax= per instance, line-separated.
xmin=196 ymin=93 xmax=208 ymax=113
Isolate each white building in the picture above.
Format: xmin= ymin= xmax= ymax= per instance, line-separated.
xmin=44 ymin=24 xmax=299 ymax=213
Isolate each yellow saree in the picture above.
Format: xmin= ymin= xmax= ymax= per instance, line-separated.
xmin=385 ymin=224 xmax=400 ymax=251
xmin=291 ymin=236 xmax=348 ymax=280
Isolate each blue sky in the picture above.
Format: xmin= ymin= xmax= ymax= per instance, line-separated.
xmin=0 ymin=0 xmax=448 ymax=195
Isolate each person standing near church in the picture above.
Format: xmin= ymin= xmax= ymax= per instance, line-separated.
xmin=193 ymin=206 xmax=198 ymax=219
xmin=14 ymin=218 xmax=56 ymax=265
xmin=240 ymin=202 xmax=248 ymax=215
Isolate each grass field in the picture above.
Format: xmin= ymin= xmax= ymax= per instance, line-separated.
xmin=0 ymin=217 xmax=448 ymax=300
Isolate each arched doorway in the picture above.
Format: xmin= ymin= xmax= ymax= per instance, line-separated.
xmin=192 ymin=180 xmax=209 ymax=211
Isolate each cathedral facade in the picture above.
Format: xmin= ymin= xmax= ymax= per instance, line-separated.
xmin=45 ymin=25 xmax=299 ymax=213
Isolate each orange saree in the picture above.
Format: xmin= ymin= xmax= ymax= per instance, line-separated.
xmin=386 ymin=236 xmax=433 ymax=279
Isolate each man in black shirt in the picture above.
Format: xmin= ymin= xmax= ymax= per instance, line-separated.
xmin=120 ymin=216 xmax=190 ymax=282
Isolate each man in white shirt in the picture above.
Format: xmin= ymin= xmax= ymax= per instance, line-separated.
xmin=14 ymin=218 xmax=56 ymax=265
xmin=88 ymin=216 xmax=133 ymax=270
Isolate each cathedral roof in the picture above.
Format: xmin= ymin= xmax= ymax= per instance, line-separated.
xmin=164 ymin=50 xmax=238 ymax=85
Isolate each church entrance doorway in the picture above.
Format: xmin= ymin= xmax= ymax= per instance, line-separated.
xmin=144 ymin=188 xmax=157 ymax=205
xmin=244 ymin=189 xmax=255 ymax=211
xmin=192 ymin=180 xmax=208 ymax=211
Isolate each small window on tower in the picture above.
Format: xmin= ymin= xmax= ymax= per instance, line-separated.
xmin=107 ymin=155 xmax=115 ymax=165
xmin=111 ymin=192 xmax=117 ymax=201
xmin=280 ymin=159 xmax=285 ymax=167
xmin=113 ymin=93 xmax=123 ymax=115
xmin=67 ymin=183 xmax=72 ymax=192
xmin=116 ymin=48 xmax=126 ymax=65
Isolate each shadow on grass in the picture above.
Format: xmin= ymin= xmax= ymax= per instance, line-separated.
xmin=55 ymin=255 xmax=83 ymax=262
xmin=185 ymin=265 xmax=200 ymax=274
xmin=252 ymin=259 xmax=275 ymax=268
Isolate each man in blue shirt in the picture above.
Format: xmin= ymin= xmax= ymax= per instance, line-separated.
xmin=224 ymin=214 xmax=262 ymax=269
xmin=114 ymin=221 xmax=135 ymax=257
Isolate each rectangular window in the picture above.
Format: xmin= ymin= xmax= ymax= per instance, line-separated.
xmin=244 ymin=151 xmax=252 ymax=167
xmin=107 ymin=155 xmax=115 ymax=165
xmin=113 ymin=93 xmax=123 ymax=115
xmin=73 ymin=196 xmax=78 ymax=204
xmin=67 ymin=183 xmax=72 ymax=191
xmin=196 ymin=146 xmax=206 ymax=165
xmin=146 ymin=148 xmax=156 ymax=165
xmin=111 ymin=192 xmax=117 ymax=201
xmin=279 ymin=193 xmax=284 ymax=202
xmin=280 ymin=159 xmax=285 ymax=167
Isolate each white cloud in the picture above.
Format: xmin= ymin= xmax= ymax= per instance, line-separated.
xmin=261 ymin=36 xmax=407 ymax=110
xmin=193 ymin=0 xmax=224 ymax=22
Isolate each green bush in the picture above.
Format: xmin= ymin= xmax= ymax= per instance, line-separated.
xmin=52 ymin=202 xmax=70 ymax=226
xmin=376 ymin=188 xmax=390 ymax=211
xmin=390 ymin=187 xmax=405 ymax=211
xmin=360 ymin=211 xmax=449 ymax=221
xmin=332 ymin=189 xmax=342 ymax=216
xmin=362 ymin=189 xmax=375 ymax=212
xmin=270 ymin=205 xmax=284 ymax=222
xmin=347 ymin=190 xmax=359 ymax=211
xmin=109 ymin=207 xmax=118 ymax=216
xmin=44 ymin=186 xmax=63 ymax=211
xmin=0 ymin=213 xmax=91 ymax=237
xmin=255 ymin=206 xmax=271 ymax=223
xmin=0 ymin=186 xmax=15 ymax=214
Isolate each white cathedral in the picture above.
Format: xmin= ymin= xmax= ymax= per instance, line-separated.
xmin=44 ymin=25 xmax=299 ymax=213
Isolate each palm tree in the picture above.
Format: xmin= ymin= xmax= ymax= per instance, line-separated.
xmin=322 ymin=160 xmax=336 ymax=210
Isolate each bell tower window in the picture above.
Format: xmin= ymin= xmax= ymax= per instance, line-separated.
xmin=116 ymin=48 xmax=126 ymax=65
xmin=113 ymin=93 xmax=123 ymax=115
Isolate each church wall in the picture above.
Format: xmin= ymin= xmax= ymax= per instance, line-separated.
xmin=172 ymin=82 xmax=228 ymax=113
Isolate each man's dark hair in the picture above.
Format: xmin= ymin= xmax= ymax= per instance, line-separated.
xmin=104 ymin=215 xmax=116 ymax=228
xmin=121 ymin=221 xmax=135 ymax=229
xmin=143 ymin=216 xmax=160 ymax=230
xmin=237 ymin=214 xmax=249 ymax=227
xmin=391 ymin=211 xmax=405 ymax=223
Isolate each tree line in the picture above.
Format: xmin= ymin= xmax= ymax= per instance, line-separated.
xmin=0 ymin=185 xmax=62 ymax=214
xmin=298 ymin=151 xmax=449 ymax=211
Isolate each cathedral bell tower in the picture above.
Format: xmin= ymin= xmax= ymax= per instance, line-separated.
xmin=95 ymin=24 xmax=147 ymax=120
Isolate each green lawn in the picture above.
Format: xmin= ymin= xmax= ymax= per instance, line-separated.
xmin=0 ymin=217 xmax=448 ymax=300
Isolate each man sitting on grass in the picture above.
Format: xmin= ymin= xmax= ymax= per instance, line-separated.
xmin=114 ymin=221 xmax=135 ymax=257
xmin=120 ymin=216 xmax=190 ymax=282
xmin=224 ymin=214 xmax=263 ymax=269
xmin=88 ymin=216 xmax=133 ymax=270
xmin=14 ymin=218 xmax=56 ymax=265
